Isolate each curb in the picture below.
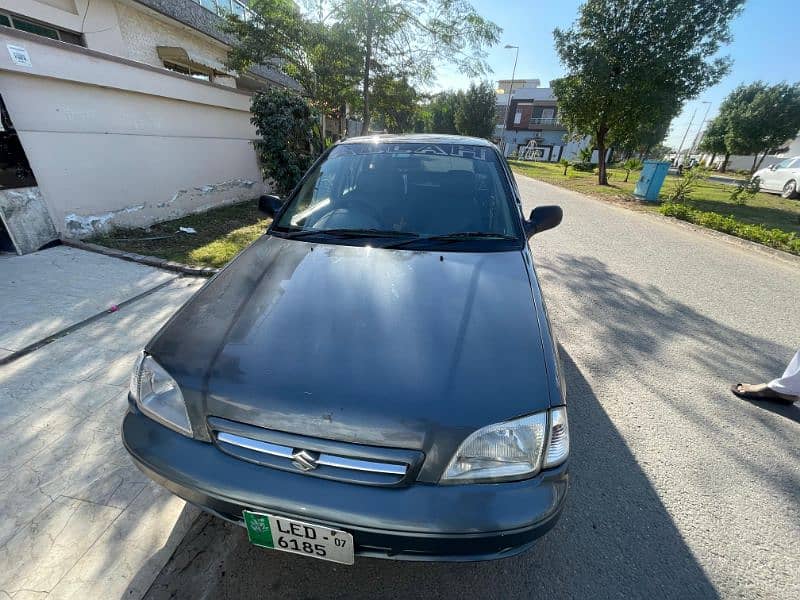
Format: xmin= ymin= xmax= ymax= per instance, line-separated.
xmin=61 ymin=238 xmax=219 ymax=277
xmin=512 ymin=172 xmax=800 ymax=268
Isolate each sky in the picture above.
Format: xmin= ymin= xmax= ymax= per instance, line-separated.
xmin=430 ymin=0 xmax=799 ymax=149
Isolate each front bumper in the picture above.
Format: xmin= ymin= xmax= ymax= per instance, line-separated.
xmin=122 ymin=409 xmax=568 ymax=561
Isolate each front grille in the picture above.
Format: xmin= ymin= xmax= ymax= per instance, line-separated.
xmin=208 ymin=417 xmax=423 ymax=487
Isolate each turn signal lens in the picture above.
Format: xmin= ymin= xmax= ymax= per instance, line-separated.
xmin=543 ymin=406 xmax=569 ymax=468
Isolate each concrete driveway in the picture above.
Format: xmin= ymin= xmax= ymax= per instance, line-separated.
xmin=0 ymin=247 xmax=174 ymax=361
xmin=0 ymin=247 xmax=203 ymax=599
xmin=144 ymin=177 xmax=799 ymax=599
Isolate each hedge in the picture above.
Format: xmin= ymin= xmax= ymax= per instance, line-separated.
xmin=659 ymin=203 xmax=800 ymax=256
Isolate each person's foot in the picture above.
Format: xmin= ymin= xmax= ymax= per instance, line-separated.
xmin=731 ymin=383 xmax=798 ymax=404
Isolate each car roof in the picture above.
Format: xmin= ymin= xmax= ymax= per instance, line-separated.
xmin=339 ymin=133 xmax=497 ymax=148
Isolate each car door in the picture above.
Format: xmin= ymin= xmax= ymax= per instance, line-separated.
xmin=762 ymin=158 xmax=793 ymax=190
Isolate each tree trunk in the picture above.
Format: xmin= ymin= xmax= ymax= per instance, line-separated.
xmin=720 ymin=153 xmax=730 ymax=173
xmin=750 ymin=153 xmax=759 ymax=175
xmin=597 ymin=130 xmax=608 ymax=185
xmin=360 ymin=17 xmax=373 ymax=135
xmin=755 ymin=150 xmax=769 ymax=172
xmin=709 ymin=152 xmax=717 ymax=168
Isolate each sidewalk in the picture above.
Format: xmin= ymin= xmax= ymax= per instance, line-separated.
xmin=0 ymin=247 xmax=174 ymax=361
xmin=0 ymin=247 xmax=203 ymax=599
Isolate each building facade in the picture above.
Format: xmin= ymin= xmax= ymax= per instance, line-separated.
xmin=494 ymin=83 xmax=589 ymax=162
xmin=0 ymin=0 xmax=296 ymax=252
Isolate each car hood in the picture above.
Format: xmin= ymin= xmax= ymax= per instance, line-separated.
xmin=147 ymin=235 xmax=552 ymax=480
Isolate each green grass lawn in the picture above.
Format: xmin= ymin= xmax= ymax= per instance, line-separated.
xmin=509 ymin=160 xmax=800 ymax=236
xmin=90 ymin=201 xmax=271 ymax=268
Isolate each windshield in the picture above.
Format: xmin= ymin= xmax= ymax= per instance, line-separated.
xmin=274 ymin=142 xmax=520 ymax=247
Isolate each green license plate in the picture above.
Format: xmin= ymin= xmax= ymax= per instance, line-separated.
xmin=243 ymin=511 xmax=354 ymax=565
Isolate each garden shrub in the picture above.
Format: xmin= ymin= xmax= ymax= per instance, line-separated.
xmin=668 ymin=166 xmax=707 ymax=203
xmin=251 ymin=88 xmax=322 ymax=196
xmin=623 ymin=158 xmax=644 ymax=182
xmin=659 ymin=203 xmax=800 ymax=255
xmin=728 ymin=178 xmax=760 ymax=205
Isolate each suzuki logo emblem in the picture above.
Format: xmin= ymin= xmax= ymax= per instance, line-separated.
xmin=291 ymin=449 xmax=319 ymax=472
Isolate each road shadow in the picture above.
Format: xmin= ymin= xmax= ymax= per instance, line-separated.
xmin=141 ymin=348 xmax=719 ymax=600
xmin=737 ymin=396 xmax=799 ymax=425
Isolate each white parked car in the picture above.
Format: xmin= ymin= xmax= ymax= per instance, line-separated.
xmin=751 ymin=156 xmax=800 ymax=199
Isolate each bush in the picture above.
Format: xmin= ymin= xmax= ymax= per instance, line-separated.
xmin=623 ymin=158 xmax=644 ymax=182
xmin=668 ymin=166 xmax=707 ymax=203
xmin=251 ymin=88 xmax=321 ymax=196
xmin=578 ymin=146 xmax=594 ymax=163
xmin=728 ymin=178 xmax=761 ymax=205
xmin=659 ymin=203 xmax=800 ymax=255
xmin=571 ymin=161 xmax=594 ymax=172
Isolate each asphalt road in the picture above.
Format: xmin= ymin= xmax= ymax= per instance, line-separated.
xmin=144 ymin=176 xmax=800 ymax=600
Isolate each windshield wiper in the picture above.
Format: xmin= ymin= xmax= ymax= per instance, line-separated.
xmin=276 ymin=228 xmax=420 ymax=239
xmin=386 ymin=231 xmax=518 ymax=248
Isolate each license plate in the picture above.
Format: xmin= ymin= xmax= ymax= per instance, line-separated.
xmin=243 ymin=511 xmax=354 ymax=565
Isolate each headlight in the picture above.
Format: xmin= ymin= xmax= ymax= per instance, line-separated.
xmin=130 ymin=352 xmax=192 ymax=436
xmin=441 ymin=407 xmax=569 ymax=483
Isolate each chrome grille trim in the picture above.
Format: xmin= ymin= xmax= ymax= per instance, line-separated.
xmin=217 ymin=432 xmax=294 ymax=459
xmin=317 ymin=454 xmax=406 ymax=476
xmin=216 ymin=431 xmax=408 ymax=476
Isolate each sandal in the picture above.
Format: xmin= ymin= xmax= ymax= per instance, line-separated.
xmin=730 ymin=383 xmax=797 ymax=404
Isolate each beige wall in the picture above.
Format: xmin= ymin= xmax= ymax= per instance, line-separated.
xmin=0 ymin=30 xmax=267 ymax=237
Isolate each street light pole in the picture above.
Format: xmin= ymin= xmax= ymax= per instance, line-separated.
xmin=674 ymin=105 xmax=698 ymax=167
xmin=500 ymin=44 xmax=519 ymax=155
xmin=689 ymin=101 xmax=712 ymax=158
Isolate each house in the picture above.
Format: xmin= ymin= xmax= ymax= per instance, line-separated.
xmin=493 ymin=81 xmax=590 ymax=162
xmin=0 ymin=0 xmax=298 ymax=253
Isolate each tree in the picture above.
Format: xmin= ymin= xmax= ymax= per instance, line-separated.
xmin=645 ymin=143 xmax=672 ymax=160
xmin=326 ymin=0 xmax=500 ymax=132
xmin=720 ymin=82 xmax=800 ymax=173
xmin=698 ymin=115 xmax=727 ymax=168
xmin=370 ymin=75 xmax=419 ymax=133
xmin=454 ymin=82 xmax=497 ymax=139
xmin=428 ymin=91 xmax=461 ymax=134
xmin=551 ymin=0 xmax=743 ymax=185
xmin=225 ymin=2 xmax=361 ymax=131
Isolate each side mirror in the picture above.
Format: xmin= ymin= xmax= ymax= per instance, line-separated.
xmin=769 ymin=164 xmax=778 ymax=171
xmin=525 ymin=205 xmax=563 ymax=238
xmin=258 ymin=194 xmax=283 ymax=217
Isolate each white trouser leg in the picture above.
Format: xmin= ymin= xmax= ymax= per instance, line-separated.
xmin=768 ymin=349 xmax=800 ymax=396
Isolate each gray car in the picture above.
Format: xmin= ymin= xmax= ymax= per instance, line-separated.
xmin=122 ymin=134 xmax=568 ymax=564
